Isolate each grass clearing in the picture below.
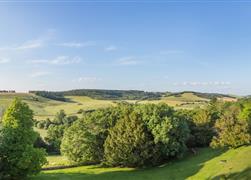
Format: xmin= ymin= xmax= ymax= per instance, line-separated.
xmin=31 ymin=146 xmax=251 ymax=180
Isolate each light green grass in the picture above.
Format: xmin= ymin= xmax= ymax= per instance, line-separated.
xmin=0 ymin=94 xmax=115 ymax=121
xmin=31 ymin=146 xmax=251 ymax=180
xmin=44 ymin=155 xmax=74 ymax=168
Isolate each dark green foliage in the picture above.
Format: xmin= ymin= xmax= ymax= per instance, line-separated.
xmin=104 ymin=112 xmax=157 ymax=167
xmin=45 ymin=124 xmax=66 ymax=153
xmin=211 ymin=105 xmax=251 ymax=148
xmin=62 ymin=104 xmax=189 ymax=167
xmin=29 ymin=91 xmax=66 ymax=101
xmin=31 ymin=89 xmax=162 ymax=100
xmin=186 ymin=109 xmax=216 ymax=147
xmin=0 ymin=99 xmax=47 ymax=179
xmin=42 ymin=110 xmax=78 ymax=153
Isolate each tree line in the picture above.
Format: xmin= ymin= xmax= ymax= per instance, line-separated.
xmin=29 ymin=89 xmax=163 ymax=101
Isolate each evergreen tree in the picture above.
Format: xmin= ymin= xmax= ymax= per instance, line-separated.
xmin=104 ymin=112 xmax=157 ymax=167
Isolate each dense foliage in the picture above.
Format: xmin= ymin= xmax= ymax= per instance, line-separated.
xmin=104 ymin=112 xmax=157 ymax=167
xmin=29 ymin=91 xmax=66 ymax=101
xmin=62 ymin=104 xmax=190 ymax=167
xmin=135 ymin=104 xmax=189 ymax=160
xmin=38 ymin=110 xmax=78 ymax=153
xmin=0 ymin=99 xmax=47 ymax=179
xmin=211 ymin=104 xmax=251 ymax=148
xmin=61 ymin=106 xmax=125 ymax=163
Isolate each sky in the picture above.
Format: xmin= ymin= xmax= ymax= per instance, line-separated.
xmin=0 ymin=1 xmax=251 ymax=95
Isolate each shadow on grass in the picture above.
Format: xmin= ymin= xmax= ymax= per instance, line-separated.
xmin=212 ymin=167 xmax=251 ymax=180
xmin=30 ymin=148 xmax=226 ymax=180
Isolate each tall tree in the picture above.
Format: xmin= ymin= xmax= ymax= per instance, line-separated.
xmin=0 ymin=99 xmax=47 ymax=179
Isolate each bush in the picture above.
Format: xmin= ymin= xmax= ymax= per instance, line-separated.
xmin=0 ymin=99 xmax=47 ymax=179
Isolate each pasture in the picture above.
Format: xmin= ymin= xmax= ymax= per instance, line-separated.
xmin=31 ymin=146 xmax=251 ymax=180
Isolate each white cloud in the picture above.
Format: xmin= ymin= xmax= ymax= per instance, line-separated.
xmin=105 ymin=45 xmax=117 ymax=52
xmin=29 ymin=56 xmax=82 ymax=65
xmin=31 ymin=71 xmax=51 ymax=78
xmin=117 ymin=56 xmax=140 ymax=66
xmin=0 ymin=40 xmax=42 ymax=51
xmin=174 ymin=81 xmax=231 ymax=86
xmin=0 ymin=58 xmax=10 ymax=64
xmin=75 ymin=76 xmax=102 ymax=83
xmin=56 ymin=41 xmax=96 ymax=48
xmin=0 ymin=30 xmax=54 ymax=51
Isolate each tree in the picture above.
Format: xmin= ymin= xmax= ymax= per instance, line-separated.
xmin=61 ymin=106 xmax=125 ymax=163
xmin=211 ymin=105 xmax=251 ymax=148
xmin=136 ymin=104 xmax=189 ymax=159
xmin=53 ymin=110 xmax=66 ymax=125
xmin=45 ymin=124 xmax=65 ymax=153
xmin=187 ymin=108 xmax=216 ymax=147
xmin=0 ymin=99 xmax=47 ymax=179
xmin=103 ymin=112 xmax=157 ymax=167
xmin=61 ymin=119 xmax=104 ymax=163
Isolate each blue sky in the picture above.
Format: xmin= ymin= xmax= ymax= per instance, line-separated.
xmin=0 ymin=1 xmax=251 ymax=95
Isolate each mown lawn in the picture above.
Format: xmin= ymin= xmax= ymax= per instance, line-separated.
xmin=30 ymin=146 xmax=251 ymax=180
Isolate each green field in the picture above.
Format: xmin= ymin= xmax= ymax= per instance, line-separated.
xmin=30 ymin=146 xmax=251 ymax=180
xmin=0 ymin=92 xmax=213 ymax=121
xmin=0 ymin=93 xmax=115 ymax=121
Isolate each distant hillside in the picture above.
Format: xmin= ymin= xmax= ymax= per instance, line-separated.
xmin=168 ymin=91 xmax=237 ymax=100
xmin=30 ymin=89 xmax=164 ymax=101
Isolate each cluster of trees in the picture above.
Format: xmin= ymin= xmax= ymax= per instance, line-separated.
xmin=30 ymin=89 xmax=163 ymax=101
xmin=0 ymin=90 xmax=16 ymax=93
xmin=29 ymin=91 xmax=67 ymax=101
xmin=57 ymin=99 xmax=250 ymax=167
xmin=34 ymin=110 xmax=78 ymax=153
xmin=61 ymin=104 xmax=189 ymax=167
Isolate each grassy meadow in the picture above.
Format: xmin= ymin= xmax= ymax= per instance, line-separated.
xmin=30 ymin=146 xmax=251 ymax=180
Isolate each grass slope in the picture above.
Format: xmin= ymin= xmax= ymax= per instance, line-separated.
xmin=31 ymin=146 xmax=251 ymax=180
xmin=0 ymin=93 xmax=115 ymax=121
xmin=0 ymin=92 xmax=208 ymax=121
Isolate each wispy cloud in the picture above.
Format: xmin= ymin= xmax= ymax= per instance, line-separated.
xmin=31 ymin=71 xmax=51 ymax=78
xmin=0 ymin=40 xmax=43 ymax=51
xmin=74 ymin=76 xmax=102 ymax=83
xmin=0 ymin=29 xmax=54 ymax=51
xmin=0 ymin=58 xmax=10 ymax=64
xmin=117 ymin=56 xmax=140 ymax=66
xmin=105 ymin=45 xmax=117 ymax=52
xmin=173 ymin=81 xmax=231 ymax=86
xmin=56 ymin=41 xmax=96 ymax=48
xmin=29 ymin=56 xmax=82 ymax=65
